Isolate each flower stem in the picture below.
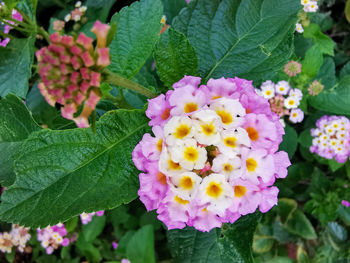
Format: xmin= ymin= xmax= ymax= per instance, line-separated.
xmin=102 ymin=68 xmax=157 ymax=98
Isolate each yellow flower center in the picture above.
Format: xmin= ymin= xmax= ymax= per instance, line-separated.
xmin=265 ymin=90 xmax=271 ymax=96
xmin=292 ymin=113 xmax=297 ymax=118
xmin=184 ymin=147 xmax=199 ymax=162
xmin=161 ymin=108 xmax=170 ymax=120
xmin=180 ymin=176 xmax=194 ymax=190
xmin=156 ymin=139 xmax=163 ymax=152
xmin=201 ymin=123 xmax=215 ymax=136
xmin=168 ymin=159 xmax=181 ymax=170
xmin=246 ymin=158 xmax=258 ymax=172
xmin=212 ymin=95 xmax=221 ymax=100
xmin=174 ymin=195 xmax=189 ymax=205
xmin=174 ymin=124 xmax=190 ymax=139
xmin=157 ymin=172 xmax=167 ymax=185
xmin=246 ymin=127 xmax=259 ymax=141
xmin=206 ymin=182 xmax=223 ymax=199
xmin=184 ymin=102 xmax=198 ymax=113
xmin=224 ymin=137 xmax=237 ymax=148
xmin=223 ymin=163 xmax=233 ymax=172
xmin=288 ymin=100 xmax=295 ymax=105
xmin=216 ymin=110 xmax=233 ymax=125
xmin=234 ymin=185 xmax=247 ymax=198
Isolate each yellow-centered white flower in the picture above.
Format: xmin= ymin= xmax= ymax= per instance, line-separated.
xmin=197 ymin=173 xmax=234 ymax=216
xmin=192 ymin=110 xmax=222 ymax=145
xmin=164 ymin=116 xmax=194 ymax=146
xmin=170 ymin=172 xmax=202 ymax=200
xmin=209 ymin=98 xmax=246 ymax=129
xmin=217 ymin=128 xmax=251 ymax=158
xmin=171 ymin=139 xmax=207 ymax=170
xmin=284 ymin=96 xmax=299 ymax=109
xmin=211 ymin=154 xmax=242 ymax=180
xmin=159 ymin=149 xmax=188 ymax=176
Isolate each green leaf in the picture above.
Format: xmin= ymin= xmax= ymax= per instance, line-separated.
xmin=337 ymin=206 xmax=350 ymax=226
xmin=167 ymin=213 xmax=260 ymax=263
xmin=0 ymin=94 xmax=41 ymax=187
xmin=327 ymin=222 xmax=347 ymax=242
xmin=303 ymin=23 xmax=335 ymax=56
xmin=297 ymin=246 xmax=309 ymax=263
xmin=161 ymin=0 xmax=187 ymax=24
xmin=82 ymin=215 xmax=106 ymax=242
xmin=126 ymin=225 xmax=155 ymax=263
xmin=279 ymin=125 xmax=298 ymax=159
xmin=64 ymin=216 xmax=79 ymax=233
xmin=285 ymin=210 xmax=317 ymax=240
xmin=0 ymin=36 xmax=35 ymax=98
xmin=253 ymin=235 xmax=274 ymax=253
xmin=0 ymin=110 xmax=150 ymax=227
xmin=173 ymin=0 xmax=300 ymax=82
xmin=315 ymin=57 xmax=337 ymax=89
xmin=298 ymin=128 xmax=312 ymax=149
xmin=275 ymin=198 xmax=297 ymax=223
xmin=345 ymin=0 xmax=350 ymax=23
xmin=154 ymin=28 xmax=198 ymax=87
xmin=328 ymin=159 xmax=345 ymax=172
xmin=309 ymin=75 xmax=350 ymax=115
xmin=76 ymin=235 xmax=102 ymax=263
xmin=109 ymin=0 xmax=163 ymax=79
xmin=340 ymin=62 xmax=350 ymax=80
xmin=302 ymin=45 xmax=323 ymax=78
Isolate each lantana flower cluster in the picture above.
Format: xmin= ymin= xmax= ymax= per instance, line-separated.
xmin=0 ymin=224 xmax=30 ymax=253
xmin=296 ymin=0 xmax=319 ymax=33
xmin=310 ymin=115 xmax=350 ymax=163
xmin=257 ymin=80 xmax=304 ymax=124
xmin=132 ymin=76 xmax=291 ymax=232
xmin=37 ymin=223 xmax=69 ymax=254
xmin=36 ymin=20 xmax=110 ymax=127
xmin=0 ymin=2 xmax=23 ymax=47
xmin=80 ymin=210 xmax=104 ymax=224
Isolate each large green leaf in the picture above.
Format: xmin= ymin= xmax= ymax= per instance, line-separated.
xmin=279 ymin=125 xmax=298 ymax=159
xmin=167 ymin=213 xmax=260 ymax=263
xmin=0 ymin=110 xmax=149 ymax=227
xmin=303 ymin=23 xmax=335 ymax=56
xmin=154 ymin=28 xmax=198 ymax=87
xmin=0 ymin=94 xmax=41 ymax=187
xmin=161 ymin=0 xmax=187 ymax=24
xmin=302 ymin=45 xmax=323 ymax=78
xmin=109 ymin=0 xmax=163 ymax=79
xmin=0 ymin=36 xmax=35 ymax=98
xmin=126 ymin=225 xmax=155 ymax=263
xmin=309 ymin=75 xmax=350 ymax=115
xmin=173 ymin=0 xmax=300 ymax=82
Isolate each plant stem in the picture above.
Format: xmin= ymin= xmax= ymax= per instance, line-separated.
xmin=37 ymin=26 xmax=50 ymax=42
xmin=103 ymin=68 xmax=157 ymax=98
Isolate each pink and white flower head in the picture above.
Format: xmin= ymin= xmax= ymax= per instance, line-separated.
xmin=310 ymin=115 xmax=350 ymax=163
xmin=9 ymin=224 xmax=31 ymax=252
xmin=36 ymin=21 xmax=110 ymax=128
xmin=257 ymin=81 xmax=304 ymax=124
xmin=80 ymin=210 xmax=105 ymax=224
xmin=37 ymin=223 xmax=70 ymax=254
xmin=133 ymin=76 xmax=290 ymax=232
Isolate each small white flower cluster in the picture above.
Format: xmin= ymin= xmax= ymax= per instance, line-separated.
xmin=64 ymin=1 xmax=87 ymax=22
xmin=37 ymin=223 xmax=69 ymax=254
xmin=301 ymin=0 xmax=319 ymax=12
xmin=257 ymin=81 xmax=304 ymax=124
xmin=0 ymin=224 xmax=31 ymax=253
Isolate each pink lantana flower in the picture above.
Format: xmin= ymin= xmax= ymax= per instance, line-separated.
xmin=133 ymin=76 xmax=290 ymax=232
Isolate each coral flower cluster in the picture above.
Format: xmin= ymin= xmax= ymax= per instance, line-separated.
xmin=0 ymin=2 xmax=23 ymax=47
xmin=0 ymin=224 xmax=30 ymax=253
xmin=310 ymin=115 xmax=350 ymax=163
xmin=257 ymin=80 xmax=304 ymax=124
xmin=36 ymin=20 xmax=110 ymax=127
xmin=132 ymin=76 xmax=291 ymax=232
xmin=80 ymin=210 xmax=104 ymax=224
xmin=37 ymin=223 xmax=70 ymax=254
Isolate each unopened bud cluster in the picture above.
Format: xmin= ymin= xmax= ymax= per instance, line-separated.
xmin=36 ymin=20 xmax=110 ymax=127
xmin=80 ymin=210 xmax=104 ymax=224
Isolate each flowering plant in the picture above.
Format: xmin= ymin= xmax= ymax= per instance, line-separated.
xmin=0 ymin=0 xmax=350 ymax=262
